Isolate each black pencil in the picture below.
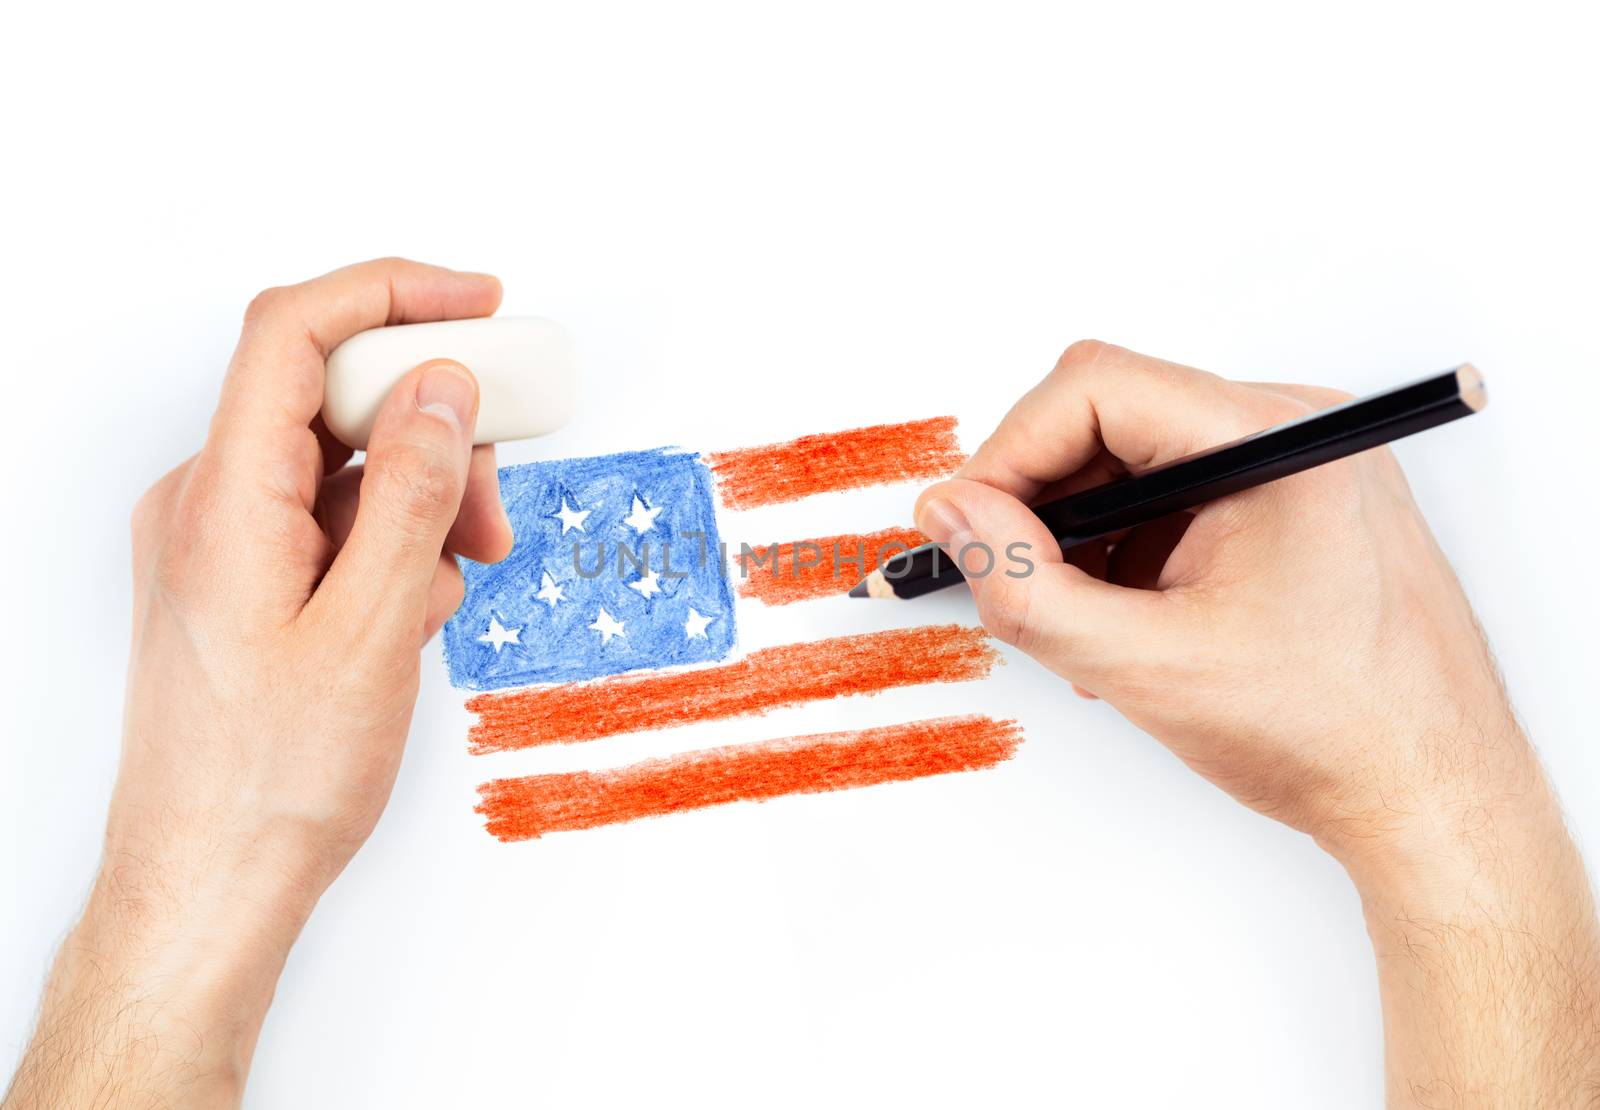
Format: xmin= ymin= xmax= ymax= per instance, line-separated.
xmin=849 ymin=364 xmax=1486 ymax=600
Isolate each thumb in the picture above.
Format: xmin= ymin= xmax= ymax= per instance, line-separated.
xmin=915 ymin=478 xmax=1181 ymax=688
xmin=313 ymin=360 xmax=477 ymax=641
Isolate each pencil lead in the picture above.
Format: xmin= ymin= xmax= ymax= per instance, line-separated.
xmin=847 ymin=579 xmax=870 ymax=599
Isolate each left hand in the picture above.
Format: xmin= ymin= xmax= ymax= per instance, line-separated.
xmin=5 ymin=258 xmax=512 ymax=1108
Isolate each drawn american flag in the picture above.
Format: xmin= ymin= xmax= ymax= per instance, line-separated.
xmin=442 ymin=417 xmax=1024 ymax=840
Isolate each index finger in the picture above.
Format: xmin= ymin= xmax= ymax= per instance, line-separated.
xmin=958 ymin=340 xmax=1306 ymax=503
xmin=208 ymin=257 xmax=502 ymax=482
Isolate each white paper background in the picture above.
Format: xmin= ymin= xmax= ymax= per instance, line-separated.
xmin=2 ymin=3 xmax=1596 ymax=1106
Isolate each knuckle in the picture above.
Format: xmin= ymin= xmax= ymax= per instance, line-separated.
xmin=131 ymin=461 xmax=195 ymax=579
xmin=130 ymin=487 xmax=163 ymax=546
xmin=130 ymin=496 xmax=160 ymax=579
xmin=351 ymin=256 xmax=413 ymax=283
xmin=152 ymin=485 xmax=221 ymax=600
xmin=1054 ymin=338 xmax=1113 ymax=377
xmin=979 ymin=580 xmax=1038 ymax=652
xmin=376 ymin=444 xmax=460 ymax=525
xmin=1268 ymin=383 xmax=1357 ymax=410
xmin=242 ymin=285 xmax=293 ymax=327
xmin=1250 ymin=391 xmax=1315 ymax=427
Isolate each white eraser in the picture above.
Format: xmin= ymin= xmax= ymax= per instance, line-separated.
xmin=322 ymin=316 xmax=578 ymax=449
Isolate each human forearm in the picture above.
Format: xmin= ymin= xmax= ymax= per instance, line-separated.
xmin=1332 ymin=731 xmax=1600 ymax=1107
xmin=4 ymin=849 xmax=314 ymax=1109
xmin=920 ymin=342 xmax=1600 ymax=1105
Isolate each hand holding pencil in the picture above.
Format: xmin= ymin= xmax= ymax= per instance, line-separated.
xmin=912 ymin=341 xmax=1510 ymax=845
xmin=908 ymin=340 xmax=1599 ymax=1102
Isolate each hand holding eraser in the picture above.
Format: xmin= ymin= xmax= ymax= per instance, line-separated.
xmin=322 ymin=316 xmax=578 ymax=449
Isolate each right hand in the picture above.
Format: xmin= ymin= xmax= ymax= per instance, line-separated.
xmin=916 ymin=340 xmax=1531 ymax=862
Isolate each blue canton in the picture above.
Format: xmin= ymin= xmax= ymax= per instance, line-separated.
xmin=443 ymin=448 xmax=737 ymax=691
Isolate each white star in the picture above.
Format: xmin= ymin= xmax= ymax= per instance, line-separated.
xmin=589 ymin=607 xmax=626 ymax=644
xmin=683 ymin=607 xmax=714 ymax=640
xmin=478 ymin=616 xmax=521 ymax=653
xmin=627 ymin=567 xmax=663 ymax=599
xmin=550 ymin=496 xmax=591 ymax=534
xmin=622 ymin=494 xmax=662 ymax=534
xmin=535 ymin=572 xmax=565 ymax=608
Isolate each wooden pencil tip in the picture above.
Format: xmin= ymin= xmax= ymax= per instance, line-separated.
xmin=848 ymin=570 xmax=899 ymax=598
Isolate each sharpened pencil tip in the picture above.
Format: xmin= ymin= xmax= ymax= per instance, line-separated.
xmin=851 ymin=569 xmax=898 ymax=599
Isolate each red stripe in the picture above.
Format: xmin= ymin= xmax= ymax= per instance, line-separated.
xmin=704 ymin=416 xmax=964 ymax=510
xmin=476 ymin=715 xmax=1023 ymax=841
xmin=737 ymin=526 xmax=926 ymax=606
xmin=467 ymin=624 xmax=999 ymax=754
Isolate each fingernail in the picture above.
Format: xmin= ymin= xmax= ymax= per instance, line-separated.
xmin=416 ymin=362 xmax=476 ymax=434
xmin=917 ymin=498 xmax=974 ymax=550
